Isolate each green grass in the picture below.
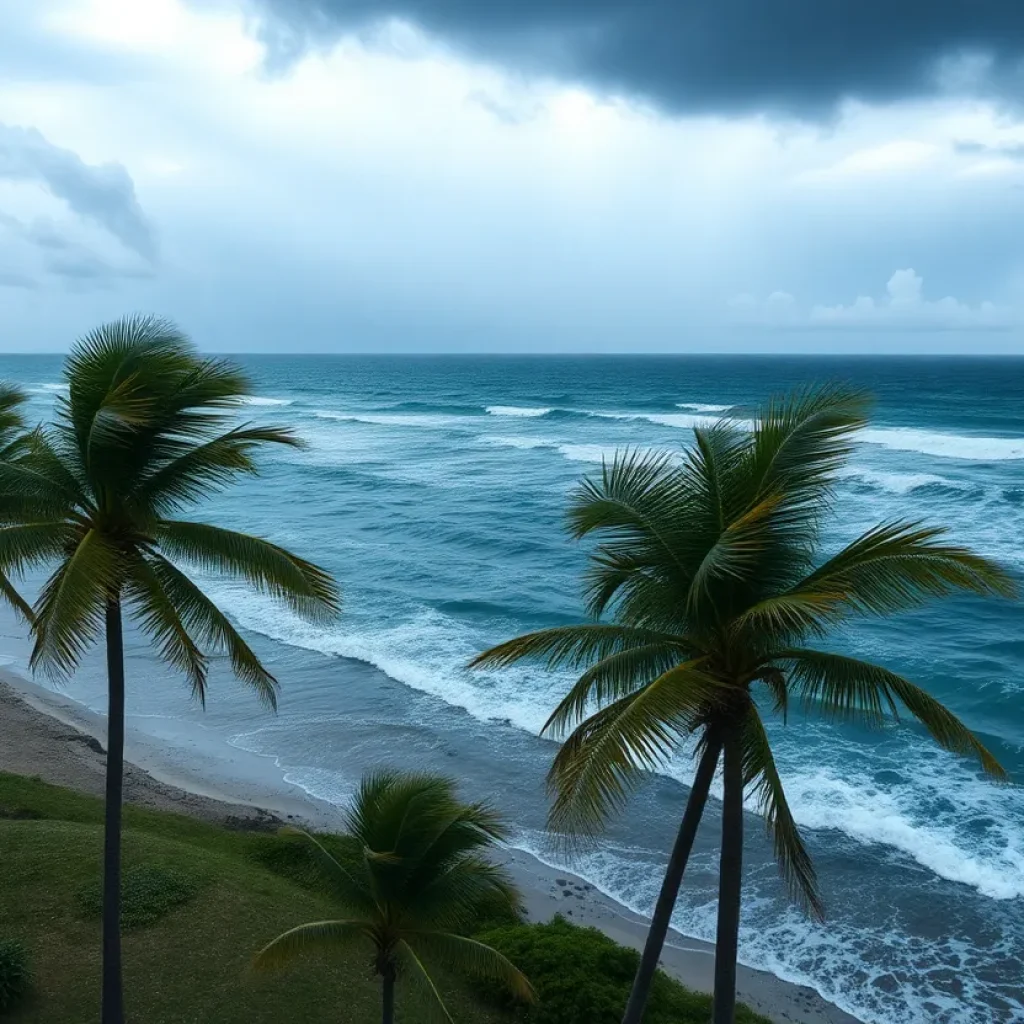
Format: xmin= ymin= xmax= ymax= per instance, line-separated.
xmin=0 ymin=772 xmax=511 ymax=1024
xmin=0 ymin=772 xmax=772 ymax=1024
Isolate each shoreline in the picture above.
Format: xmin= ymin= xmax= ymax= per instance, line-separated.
xmin=0 ymin=670 xmax=862 ymax=1024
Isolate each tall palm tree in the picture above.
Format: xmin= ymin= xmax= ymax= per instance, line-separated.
xmin=255 ymin=770 xmax=534 ymax=1024
xmin=0 ymin=317 xmax=340 ymax=1024
xmin=473 ymin=386 xmax=1014 ymax=1024
xmin=0 ymin=383 xmax=34 ymax=615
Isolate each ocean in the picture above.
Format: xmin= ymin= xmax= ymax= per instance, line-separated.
xmin=0 ymin=354 xmax=1021 ymax=1024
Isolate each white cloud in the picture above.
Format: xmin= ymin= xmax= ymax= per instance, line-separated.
xmin=732 ymin=270 xmax=1014 ymax=330
xmin=0 ymin=0 xmax=1022 ymax=350
xmin=797 ymin=140 xmax=942 ymax=182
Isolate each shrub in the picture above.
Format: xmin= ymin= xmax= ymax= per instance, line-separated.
xmin=77 ymin=865 xmax=199 ymax=929
xmin=0 ymin=939 xmax=31 ymax=1012
xmin=476 ymin=916 xmax=770 ymax=1024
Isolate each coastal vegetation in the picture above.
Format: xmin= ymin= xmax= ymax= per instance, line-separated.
xmin=0 ymin=771 xmax=772 ymax=1024
xmin=0 ymin=318 xmax=339 ymax=1024
xmin=255 ymin=770 xmax=534 ymax=1024
xmin=474 ymin=385 xmax=1014 ymax=1024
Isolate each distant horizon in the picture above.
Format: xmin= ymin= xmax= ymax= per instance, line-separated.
xmin=3 ymin=349 xmax=1024 ymax=360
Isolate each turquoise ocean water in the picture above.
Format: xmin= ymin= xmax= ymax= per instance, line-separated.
xmin=0 ymin=355 xmax=1021 ymax=1023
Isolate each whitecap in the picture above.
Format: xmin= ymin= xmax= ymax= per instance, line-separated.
xmin=557 ymin=443 xmax=618 ymax=463
xmin=236 ymin=396 xmax=293 ymax=407
xmin=835 ymin=467 xmax=966 ymax=495
xmin=860 ymin=427 xmax=1024 ymax=462
xmin=478 ymin=435 xmax=554 ymax=450
xmin=314 ymin=411 xmax=464 ymax=429
xmin=675 ymin=403 xmax=734 ymax=412
xmin=485 ymin=405 xmax=552 ymax=418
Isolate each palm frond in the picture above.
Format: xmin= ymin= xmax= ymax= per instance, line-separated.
xmin=0 ymin=433 xmax=88 ymax=518
xmin=543 ymin=641 xmax=698 ymax=738
xmin=0 ymin=572 xmax=33 ymax=621
xmin=0 ymin=522 xmax=77 ymax=575
xmin=30 ymin=530 xmax=120 ymax=679
xmin=277 ymin=826 xmax=378 ymax=915
xmin=547 ymin=661 xmax=726 ymax=836
xmin=396 ymin=941 xmax=456 ymax=1024
xmin=135 ymin=425 xmax=302 ymax=514
xmin=404 ymin=931 xmax=535 ymax=1003
xmin=0 ymin=383 xmax=28 ymax=453
xmin=740 ymin=707 xmax=824 ymax=918
xmin=155 ymin=520 xmax=339 ymax=622
xmin=406 ymin=855 xmax=522 ymax=932
xmin=567 ymin=449 xmax=697 ymax=587
xmin=144 ymin=553 xmax=279 ymax=708
xmin=795 ymin=520 xmax=1017 ymax=613
xmin=780 ymin=648 xmax=1005 ymax=777
xmin=746 ymin=383 xmax=871 ymax=508
xmin=685 ymin=492 xmax=783 ymax=613
xmin=126 ymin=557 xmax=209 ymax=703
xmin=253 ymin=920 xmax=369 ymax=971
xmin=471 ymin=624 xmax=690 ymax=672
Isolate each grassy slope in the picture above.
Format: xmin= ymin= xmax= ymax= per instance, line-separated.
xmin=0 ymin=772 xmax=773 ymax=1024
xmin=0 ymin=773 xmax=509 ymax=1024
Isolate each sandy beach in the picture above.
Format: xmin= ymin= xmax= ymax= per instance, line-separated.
xmin=0 ymin=670 xmax=862 ymax=1024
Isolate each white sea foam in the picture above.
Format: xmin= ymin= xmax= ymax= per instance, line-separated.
xmin=675 ymin=402 xmax=734 ymax=412
xmin=478 ymin=435 xmax=553 ymax=450
xmin=27 ymin=382 xmax=69 ymax=396
xmin=860 ymin=427 xmax=1024 ymax=461
xmin=776 ymin=752 xmax=1024 ymax=900
xmin=485 ymin=405 xmax=552 ymax=418
xmin=587 ymin=410 xmax=756 ymax=431
xmin=314 ymin=411 xmax=464 ymax=429
xmin=835 ymin=467 xmax=965 ymax=495
xmin=556 ymin=443 xmax=619 ymax=463
xmin=237 ymin=396 xmax=292 ymax=407
xmin=204 ymin=586 xmax=560 ymax=735
xmin=574 ymin=408 xmax=1024 ymax=462
xmin=208 ymin=581 xmax=1024 ymax=902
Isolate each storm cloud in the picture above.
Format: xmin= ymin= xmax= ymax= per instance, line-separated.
xmin=0 ymin=123 xmax=157 ymax=262
xmin=245 ymin=0 xmax=1024 ymax=116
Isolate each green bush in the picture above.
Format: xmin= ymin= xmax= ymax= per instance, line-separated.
xmin=0 ymin=938 xmax=31 ymax=1012
xmin=76 ymin=865 xmax=199 ymax=929
xmin=476 ymin=916 xmax=770 ymax=1024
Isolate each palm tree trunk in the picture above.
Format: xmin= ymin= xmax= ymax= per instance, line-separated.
xmin=102 ymin=598 xmax=126 ymax=1024
xmin=712 ymin=730 xmax=744 ymax=1024
xmin=381 ymin=964 xmax=396 ymax=1024
xmin=621 ymin=734 xmax=722 ymax=1024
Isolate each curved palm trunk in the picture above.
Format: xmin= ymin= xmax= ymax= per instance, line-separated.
xmin=381 ymin=964 xmax=396 ymax=1024
xmin=102 ymin=599 xmax=126 ymax=1024
xmin=712 ymin=730 xmax=744 ymax=1024
xmin=621 ymin=734 xmax=722 ymax=1024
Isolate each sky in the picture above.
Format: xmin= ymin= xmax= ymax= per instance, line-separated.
xmin=1 ymin=0 xmax=1024 ymax=353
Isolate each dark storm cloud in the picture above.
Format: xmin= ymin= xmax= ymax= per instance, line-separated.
xmin=246 ymin=0 xmax=1024 ymax=116
xmin=0 ymin=124 xmax=157 ymax=262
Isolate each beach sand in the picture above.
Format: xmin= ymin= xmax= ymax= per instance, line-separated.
xmin=0 ymin=672 xmax=862 ymax=1024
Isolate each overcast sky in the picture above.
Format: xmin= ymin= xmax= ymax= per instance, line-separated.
xmin=1 ymin=0 xmax=1024 ymax=353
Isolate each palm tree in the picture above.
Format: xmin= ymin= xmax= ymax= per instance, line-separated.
xmin=0 ymin=316 xmax=340 ymax=1024
xmin=255 ymin=770 xmax=534 ymax=1024
xmin=0 ymin=383 xmax=34 ymax=615
xmin=473 ymin=385 xmax=1014 ymax=1024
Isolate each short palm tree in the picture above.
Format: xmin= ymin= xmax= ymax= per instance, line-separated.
xmin=0 ymin=317 xmax=340 ymax=1024
xmin=255 ymin=770 xmax=534 ymax=1024
xmin=473 ymin=386 xmax=1014 ymax=1024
